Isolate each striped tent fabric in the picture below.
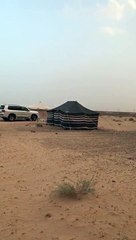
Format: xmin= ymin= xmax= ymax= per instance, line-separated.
xmin=47 ymin=101 xmax=99 ymax=130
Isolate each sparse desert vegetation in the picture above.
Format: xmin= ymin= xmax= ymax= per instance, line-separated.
xmin=129 ymin=117 xmax=135 ymax=122
xmin=55 ymin=179 xmax=95 ymax=199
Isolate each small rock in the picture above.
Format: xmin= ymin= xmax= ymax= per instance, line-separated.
xmin=45 ymin=213 xmax=52 ymax=218
xmin=112 ymin=180 xmax=116 ymax=183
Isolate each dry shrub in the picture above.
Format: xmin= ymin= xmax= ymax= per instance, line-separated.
xmin=129 ymin=118 xmax=134 ymax=122
xmin=55 ymin=179 xmax=95 ymax=199
xmin=56 ymin=183 xmax=77 ymax=198
xmin=36 ymin=122 xmax=43 ymax=127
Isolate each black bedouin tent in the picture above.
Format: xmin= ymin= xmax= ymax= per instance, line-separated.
xmin=47 ymin=101 xmax=99 ymax=130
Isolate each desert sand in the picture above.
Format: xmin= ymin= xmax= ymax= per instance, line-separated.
xmin=0 ymin=116 xmax=136 ymax=240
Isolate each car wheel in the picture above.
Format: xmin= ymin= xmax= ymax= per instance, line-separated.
xmin=31 ymin=114 xmax=37 ymax=121
xmin=8 ymin=114 xmax=16 ymax=121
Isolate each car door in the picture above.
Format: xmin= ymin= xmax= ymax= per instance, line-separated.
xmin=19 ymin=106 xmax=31 ymax=119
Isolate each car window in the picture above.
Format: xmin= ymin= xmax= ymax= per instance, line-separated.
xmin=8 ymin=106 xmax=22 ymax=110
xmin=21 ymin=107 xmax=29 ymax=111
xmin=0 ymin=105 xmax=5 ymax=109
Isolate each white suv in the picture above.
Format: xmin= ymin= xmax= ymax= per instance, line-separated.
xmin=0 ymin=104 xmax=39 ymax=121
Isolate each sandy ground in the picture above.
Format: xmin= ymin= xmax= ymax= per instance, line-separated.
xmin=0 ymin=116 xmax=136 ymax=240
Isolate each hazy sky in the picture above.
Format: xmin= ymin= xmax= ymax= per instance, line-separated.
xmin=0 ymin=0 xmax=136 ymax=111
